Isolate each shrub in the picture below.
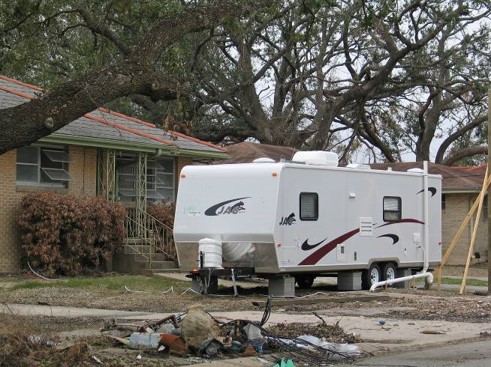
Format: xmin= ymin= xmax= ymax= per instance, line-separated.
xmin=18 ymin=192 xmax=126 ymax=277
xmin=147 ymin=202 xmax=175 ymax=228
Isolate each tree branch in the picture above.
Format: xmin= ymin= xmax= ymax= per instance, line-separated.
xmin=442 ymin=145 xmax=487 ymax=166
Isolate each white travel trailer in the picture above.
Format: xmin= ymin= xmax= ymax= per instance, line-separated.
xmin=173 ymin=152 xmax=442 ymax=293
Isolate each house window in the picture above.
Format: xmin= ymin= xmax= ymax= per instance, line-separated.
xmin=383 ymin=196 xmax=401 ymax=221
xmin=300 ymin=192 xmax=318 ymax=221
xmin=147 ymin=158 xmax=175 ymax=202
xmin=16 ymin=145 xmax=72 ymax=187
xmin=116 ymin=153 xmax=175 ymax=203
xmin=117 ymin=154 xmax=137 ymax=199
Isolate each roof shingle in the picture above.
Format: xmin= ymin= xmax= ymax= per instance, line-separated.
xmin=0 ymin=75 xmax=224 ymax=154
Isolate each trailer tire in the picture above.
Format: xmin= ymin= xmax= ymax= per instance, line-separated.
xmin=382 ymin=263 xmax=397 ymax=282
xmin=295 ymin=275 xmax=315 ymax=289
xmin=362 ymin=263 xmax=381 ymax=290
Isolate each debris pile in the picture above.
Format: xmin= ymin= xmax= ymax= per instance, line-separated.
xmin=101 ymin=300 xmax=362 ymax=365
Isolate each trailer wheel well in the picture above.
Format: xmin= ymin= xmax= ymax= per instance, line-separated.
xmin=362 ymin=263 xmax=382 ymax=290
xmin=295 ymin=275 xmax=315 ymax=289
xmin=381 ymin=262 xmax=397 ymax=281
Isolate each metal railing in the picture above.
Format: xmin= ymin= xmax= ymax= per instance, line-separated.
xmin=124 ymin=207 xmax=176 ymax=268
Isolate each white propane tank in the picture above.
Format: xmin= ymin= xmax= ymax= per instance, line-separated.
xmin=198 ymin=238 xmax=223 ymax=268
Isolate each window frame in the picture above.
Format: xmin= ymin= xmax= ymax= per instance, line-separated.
xmin=383 ymin=196 xmax=402 ymax=222
xmin=16 ymin=145 xmax=71 ymax=188
xmin=299 ymin=192 xmax=319 ymax=221
xmin=116 ymin=153 xmax=175 ymax=203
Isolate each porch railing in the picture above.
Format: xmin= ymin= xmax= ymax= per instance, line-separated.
xmin=124 ymin=207 xmax=176 ymax=267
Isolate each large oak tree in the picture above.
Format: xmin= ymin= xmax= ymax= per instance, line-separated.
xmin=1 ymin=0 xmax=490 ymax=164
xmin=0 ymin=0 xmax=270 ymax=154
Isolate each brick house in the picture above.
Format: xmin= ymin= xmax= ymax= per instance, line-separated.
xmin=0 ymin=75 xmax=227 ymax=273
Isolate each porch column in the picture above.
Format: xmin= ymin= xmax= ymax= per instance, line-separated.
xmin=136 ymin=152 xmax=148 ymax=238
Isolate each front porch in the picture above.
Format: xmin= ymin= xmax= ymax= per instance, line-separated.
xmin=97 ymin=149 xmax=178 ymax=273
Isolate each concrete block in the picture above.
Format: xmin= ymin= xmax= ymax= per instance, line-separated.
xmin=268 ymin=277 xmax=295 ymax=297
xmin=337 ymin=271 xmax=362 ymax=291
xmin=394 ymin=268 xmax=412 ymax=288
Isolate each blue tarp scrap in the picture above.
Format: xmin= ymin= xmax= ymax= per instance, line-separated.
xmin=272 ymin=358 xmax=296 ymax=367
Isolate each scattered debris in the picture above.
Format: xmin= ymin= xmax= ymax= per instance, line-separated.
xmin=128 ymin=332 xmax=161 ymax=349
xmin=181 ymin=305 xmax=220 ymax=349
xmin=273 ymin=358 xmax=296 ymax=367
xmin=100 ymin=302 xmax=362 ymax=365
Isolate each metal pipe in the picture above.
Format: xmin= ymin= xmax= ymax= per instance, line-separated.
xmin=423 ymin=161 xmax=429 ymax=273
xmin=370 ymin=272 xmax=433 ymax=292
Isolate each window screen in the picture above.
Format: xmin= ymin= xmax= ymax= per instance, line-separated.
xmin=117 ymin=154 xmax=175 ymax=203
xmin=383 ymin=196 xmax=401 ymax=221
xmin=300 ymin=192 xmax=318 ymax=221
xmin=16 ymin=145 xmax=71 ymax=187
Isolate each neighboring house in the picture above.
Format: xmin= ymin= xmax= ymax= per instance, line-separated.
xmin=220 ymin=141 xmax=296 ymax=164
xmin=0 ymin=75 xmax=227 ymax=273
xmin=224 ymin=143 xmax=488 ymax=266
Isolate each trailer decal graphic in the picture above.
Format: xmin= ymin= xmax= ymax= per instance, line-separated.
xmin=417 ymin=187 xmax=437 ymax=197
xmin=377 ymin=234 xmax=399 ymax=244
xmin=376 ymin=218 xmax=424 ymax=228
xmin=204 ymin=197 xmax=250 ymax=216
xmin=301 ymin=237 xmax=328 ymax=250
xmin=299 ymin=229 xmax=360 ymax=265
xmin=279 ymin=213 xmax=296 ymax=226
xmin=299 ymin=218 xmax=424 ymax=265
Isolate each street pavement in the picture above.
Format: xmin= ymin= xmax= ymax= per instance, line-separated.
xmin=336 ymin=339 xmax=491 ymax=367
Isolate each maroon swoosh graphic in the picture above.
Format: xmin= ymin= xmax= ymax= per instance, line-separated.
xmin=298 ymin=218 xmax=424 ymax=266
xmin=299 ymin=229 xmax=360 ymax=266
xmin=376 ymin=218 xmax=424 ymax=229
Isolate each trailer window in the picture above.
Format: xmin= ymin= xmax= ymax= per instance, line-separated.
xmin=383 ymin=196 xmax=401 ymax=221
xmin=300 ymin=192 xmax=318 ymax=221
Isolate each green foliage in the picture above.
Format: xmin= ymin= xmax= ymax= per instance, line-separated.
xmin=440 ymin=277 xmax=488 ymax=287
xmin=18 ymin=192 xmax=126 ymax=277
xmin=1 ymin=0 xmax=490 ymax=162
xmin=10 ymin=274 xmax=184 ymax=292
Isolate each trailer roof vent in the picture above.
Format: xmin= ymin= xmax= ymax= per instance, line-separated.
xmin=407 ymin=168 xmax=424 ymax=174
xmin=253 ymin=157 xmax=275 ymax=163
xmin=292 ymin=151 xmax=338 ymax=166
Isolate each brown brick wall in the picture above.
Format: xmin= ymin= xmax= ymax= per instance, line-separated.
xmin=175 ymin=157 xmax=194 ymax=199
xmin=0 ymin=146 xmax=98 ymax=273
xmin=176 ymin=157 xmax=194 ymax=178
xmin=68 ymin=146 xmax=98 ymax=196
xmin=0 ymin=150 xmax=22 ymax=273
xmin=442 ymin=193 xmax=488 ymax=265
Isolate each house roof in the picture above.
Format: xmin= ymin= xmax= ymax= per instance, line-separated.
xmin=0 ymin=75 xmax=227 ymax=159
xmin=220 ymin=141 xmax=297 ymax=163
xmin=216 ymin=140 xmax=487 ymax=193
xmin=370 ymin=162 xmax=487 ymax=193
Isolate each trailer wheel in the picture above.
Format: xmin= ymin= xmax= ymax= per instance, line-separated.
xmin=296 ymin=275 xmax=315 ymax=289
xmin=382 ymin=263 xmax=397 ymax=282
xmin=362 ymin=263 xmax=381 ymax=290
